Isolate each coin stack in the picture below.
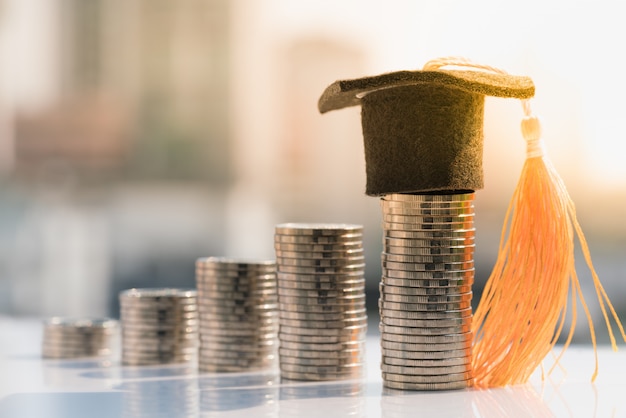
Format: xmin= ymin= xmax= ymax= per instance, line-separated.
xmin=119 ymin=288 xmax=199 ymax=366
xmin=195 ymin=257 xmax=279 ymax=373
xmin=378 ymin=193 xmax=475 ymax=390
xmin=41 ymin=317 xmax=119 ymax=359
xmin=274 ymin=223 xmax=368 ymax=381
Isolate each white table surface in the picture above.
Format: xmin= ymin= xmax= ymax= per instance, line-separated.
xmin=1 ymin=316 xmax=625 ymax=418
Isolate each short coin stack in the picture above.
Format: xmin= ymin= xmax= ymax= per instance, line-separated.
xmin=196 ymin=257 xmax=279 ymax=373
xmin=274 ymin=223 xmax=368 ymax=381
xmin=378 ymin=193 xmax=475 ymax=390
xmin=41 ymin=317 xmax=119 ymax=359
xmin=119 ymin=288 xmax=199 ymax=366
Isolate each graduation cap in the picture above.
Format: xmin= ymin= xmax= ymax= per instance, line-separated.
xmin=318 ymin=57 xmax=625 ymax=388
xmin=318 ymin=65 xmax=534 ymax=196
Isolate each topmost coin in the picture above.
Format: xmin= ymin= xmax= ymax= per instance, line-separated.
xmin=382 ymin=194 xmax=474 ymax=203
xmin=275 ymin=223 xmax=363 ymax=236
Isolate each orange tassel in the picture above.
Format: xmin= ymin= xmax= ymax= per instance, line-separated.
xmin=470 ymin=99 xmax=626 ymax=388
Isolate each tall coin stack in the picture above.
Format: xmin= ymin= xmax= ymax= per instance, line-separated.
xmin=195 ymin=257 xmax=279 ymax=373
xmin=42 ymin=317 xmax=119 ymax=359
xmin=119 ymin=288 xmax=199 ymax=366
xmin=378 ymin=193 xmax=475 ymax=390
xmin=274 ymin=223 xmax=368 ymax=381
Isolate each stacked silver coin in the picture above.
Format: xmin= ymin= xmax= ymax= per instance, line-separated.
xmin=196 ymin=257 xmax=279 ymax=373
xmin=274 ymin=223 xmax=368 ymax=381
xmin=41 ymin=317 xmax=119 ymax=359
xmin=119 ymin=288 xmax=199 ymax=366
xmin=378 ymin=193 xmax=475 ymax=390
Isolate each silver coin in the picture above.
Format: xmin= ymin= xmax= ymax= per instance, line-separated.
xmin=277 ymin=287 xmax=364 ymax=299
xmin=274 ymin=242 xmax=363 ymax=253
xmin=383 ymin=214 xmax=475 ymax=224
xmin=380 ymin=339 xmax=472 ymax=352
xmin=274 ymin=249 xmax=364 ymax=260
xmin=42 ymin=336 xmax=114 ymax=347
xmin=380 ymin=307 xmax=472 ymax=320
xmin=380 ymin=200 xmax=474 ymax=210
xmin=383 ymin=221 xmax=474 ymax=232
xmin=379 ymin=323 xmax=472 ymax=336
xmin=382 ymin=269 xmax=474 ymax=281
xmin=195 ymin=256 xmax=276 ymax=268
xmin=382 ymin=356 xmax=470 ymax=368
xmin=280 ymin=362 xmax=362 ymax=375
xmin=195 ymin=269 xmax=277 ymax=281
xmin=119 ymin=311 xmax=199 ymax=323
xmin=278 ymin=293 xmax=366 ymax=306
xmin=196 ymin=297 xmax=278 ymax=308
xmin=195 ymin=277 xmax=276 ymax=289
xmin=279 ymin=308 xmax=367 ymax=321
xmin=199 ymin=361 xmax=275 ymax=373
xmin=199 ymin=333 xmax=276 ymax=344
xmin=382 ymin=193 xmax=474 ymax=202
xmin=383 ymin=228 xmax=475 ymax=239
xmin=198 ymin=317 xmax=277 ymax=330
xmin=199 ymin=324 xmax=276 ymax=336
xmin=279 ymin=316 xmax=368 ymax=329
xmin=199 ymin=348 xmax=275 ymax=360
xmin=383 ymin=243 xmax=474 ymax=254
xmin=382 ymin=253 xmax=474 ymax=265
xmin=276 ymin=271 xmax=364 ymax=283
xmin=381 ymin=348 xmax=471 ymax=361
xmin=279 ymin=301 xmax=366 ymax=314
xmin=381 ymin=363 xmax=470 ymax=376
xmin=382 ymin=371 xmax=473 ymax=384
xmin=276 ymin=256 xmax=365 ymax=268
xmin=381 ymin=205 xmax=473 ymax=216
xmin=198 ymin=289 xmax=278 ymax=306
xmin=279 ymin=338 xmax=364 ymax=351
xmin=278 ymin=331 xmax=365 ymax=345
xmin=278 ymin=278 xmax=365 ymax=291
xmin=279 ymin=354 xmax=363 ymax=367
xmin=383 ymin=236 xmax=474 ymax=247
xmin=121 ymin=347 xmax=198 ymax=357
xmin=44 ymin=317 xmax=119 ymax=330
xmin=279 ymin=369 xmax=362 ymax=382
xmin=380 ymin=290 xmax=472 ymax=304
xmin=278 ymin=346 xmax=363 ymax=359
xmin=378 ymin=300 xmax=472 ymax=312
xmin=196 ymin=289 xmax=276 ymax=300
xmin=275 ymin=223 xmax=363 ymax=235
xmin=381 ymin=330 xmax=472 ymax=344
xmin=380 ymin=316 xmax=472 ymax=328
xmin=277 ymin=264 xmax=365 ymax=275
xmin=119 ymin=287 xmax=197 ymax=301
xmin=275 ymin=233 xmax=363 ymax=244
xmin=200 ymin=341 xmax=276 ymax=353
xmin=382 ymin=379 xmax=470 ymax=391
xmin=198 ymin=313 xmax=278 ymax=325
xmin=200 ymin=307 xmax=278 ymax=324
xmin=380 ymin=282 xmax=473 ymax=296
xmin=279 ymin=324 xmax=367 ymax=337
xmin=197 ymin=301 xmax=278 ymax=314
xmin=382 ymin=250 xmax=474 ymax=262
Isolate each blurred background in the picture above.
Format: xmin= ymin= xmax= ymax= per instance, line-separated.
xmin=0 ymin=0 xmax=624 ymax=343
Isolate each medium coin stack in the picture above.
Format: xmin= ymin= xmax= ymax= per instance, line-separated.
xmin=195 ymin=257 xmax=279 ymax=373
xmin=378 ymin=193 xmax=475 ymax=390
xmin=119 ymin=288 xmax=199 ymax=366
xmin=41 ymin=317 xmax=119 ymax=359
xmin=274 ymin=223 xmax=368 ymax=381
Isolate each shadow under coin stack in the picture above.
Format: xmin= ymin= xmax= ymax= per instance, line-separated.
xmin=274 ymin=223 xmax=368 ymax=381
xmin=195 ymin=257 xmax=279 ymax=373
xmin=42 ymin=317 xmax=119 ymax=359
xmin=119 ymin=288 xmax=199 ymax=366
xmin=378 ymin=193 xmax=475 ymax=390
